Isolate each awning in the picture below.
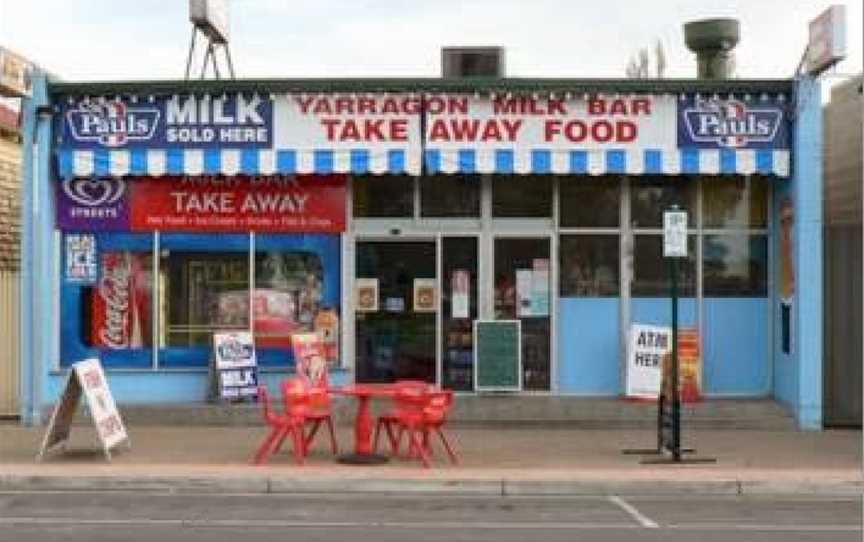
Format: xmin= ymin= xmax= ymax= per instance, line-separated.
xmin=423 ymin=148 xmax=790 ymax=176
xmin=57 ymin=148 xmax=420 ymax=178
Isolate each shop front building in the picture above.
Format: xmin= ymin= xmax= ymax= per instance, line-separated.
xmin=19 ymin=75 xmax=824 ymax=429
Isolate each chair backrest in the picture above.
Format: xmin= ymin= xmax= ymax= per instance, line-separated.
xmin=281 ymin=377 xmax=311 ymax=418
xmin=423 ymin=389 xmax=454 ymax=424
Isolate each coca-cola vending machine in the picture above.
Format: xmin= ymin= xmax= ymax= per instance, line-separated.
xmin=91 ymin=252 xmax=152 ymax=349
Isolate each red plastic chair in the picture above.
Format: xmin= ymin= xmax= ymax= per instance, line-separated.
xmin=281 ymin=378 xmax=338 ymax=456
xmin=373 ymin=380 xmax=430 ymax=456
xmin=420 ymin=390 xmax=459 ymax=465
xmin=252 ymin=385 xmax=306 ymax=465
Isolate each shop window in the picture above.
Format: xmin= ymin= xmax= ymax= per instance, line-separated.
xmin=559 ymin=235 xmax=620 ymax=297
xmin=630 ymin=176 xmax=697 ymax=229
xmin=703 ymin=176 xmax=769 ymax=229
xmin=703 ymin=234 xmax=768 ymax=297
xmin=60 ymin=233 xmax=154 ymax=368
xmin=492 ymin=175 xmax=553 ymax=218
xmin=253 ymin=249 xmax=339 ymax=366
xmin=160 ymin=251 xmax=250 ymax=348
xmin=559 ymin=176 xmax=620 ymax=228
xmin=352 ymin=175 xmax=414 ymax=218
xmin=420 ymin=175 xmax=480 ymax=217
xmin=632 ymin=235 xmax=696 ymax=297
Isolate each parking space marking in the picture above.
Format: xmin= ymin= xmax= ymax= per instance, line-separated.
xmin=608 ymin=495 xmax=659 ymax=528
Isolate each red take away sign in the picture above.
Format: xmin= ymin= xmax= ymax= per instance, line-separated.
xmin=128 ymin=175 xmax=346 ymax=232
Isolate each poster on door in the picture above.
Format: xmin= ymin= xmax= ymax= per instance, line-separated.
xmin=413 ymin=278 xmax=437 ymax=312
xmin=531 ymin=259 xmax=550 ymax=317
xmin=451 ymin=269 xmax=470 ymax=319
xmin=515 ymin=269 xmax=533 ymax=317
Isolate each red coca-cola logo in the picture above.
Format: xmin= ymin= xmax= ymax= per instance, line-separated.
xmin=98 ymin=254 xmax=132 ymax=348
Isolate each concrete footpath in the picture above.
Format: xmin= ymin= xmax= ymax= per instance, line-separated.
xmin=0 ymin=424 xmax=860 ymax=496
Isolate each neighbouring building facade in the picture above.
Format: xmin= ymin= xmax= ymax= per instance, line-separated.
xmin=0 ymin=101 xmax=21 ymax=417
xmin=823 ymin=74 xmax=862 ymax=427
xmin=17 ymin=70 xmax=825 ymax=428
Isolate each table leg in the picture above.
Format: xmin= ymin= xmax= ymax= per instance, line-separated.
xmin=354 ymin=395 xmax=373 ymax=455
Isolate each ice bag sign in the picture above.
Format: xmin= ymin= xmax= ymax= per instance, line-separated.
xmin=678 ymin=97 xmax=788 ymax=149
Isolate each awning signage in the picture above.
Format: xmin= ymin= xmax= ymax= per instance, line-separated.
xmin=677 ymin=96 xmax=789 ymax=149
xmin=61 ymin=94 xmax=273 ymax=149
xmin=55 ymin=91 xmax=791 ymax=179
xmin=272 ymin=93 xmax=421 ymax=175
xmin=55 ymin=175 xmax=346 ymax=233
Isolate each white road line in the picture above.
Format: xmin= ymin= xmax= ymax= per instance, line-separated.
xmin=0 ymin=517 xmax=638 ymax=530
xmin=608 ymin=495 xmax=659 ymax=529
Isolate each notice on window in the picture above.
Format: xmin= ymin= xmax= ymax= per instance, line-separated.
xmin=64 ymin=234 xmax=97 ymax=283
xmin=515 ymin=269 xmax=533 ymax=317
xmin=355 ymin=278 xmax=379 ymax=312
xmin=451 ymin=270 xmax=470 ymax=319
xmin=413 ymin=278 xmax=437 ymax=312
xmin=531 ymin=259 xmax=550 ymax=317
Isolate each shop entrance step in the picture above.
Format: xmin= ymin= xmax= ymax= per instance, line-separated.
xmin=100 ymin=397 xmax=796 ymax=430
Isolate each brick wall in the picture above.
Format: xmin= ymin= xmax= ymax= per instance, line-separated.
xmin=0 ymin=135 xmax=21 ymax=271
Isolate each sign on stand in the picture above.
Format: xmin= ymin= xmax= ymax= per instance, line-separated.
xmin=37 ymin=358 xmax=129 ymax=461
xmin=626 ymin=324 xmax=671 ymax=399
xmin=211 ymin=331 xmax=259 ymax=401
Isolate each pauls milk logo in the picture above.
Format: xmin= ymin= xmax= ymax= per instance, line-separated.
xmin=66 ymin=101 xmax=160 ymax=147
xmin=681 ymin=98 xmax=782 ymax=148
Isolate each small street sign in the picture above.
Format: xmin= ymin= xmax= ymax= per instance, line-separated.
xmin=663 ymin=210 xmax=688 ymax=258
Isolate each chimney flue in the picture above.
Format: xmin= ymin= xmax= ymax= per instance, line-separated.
xmin=684 ymin=18 xmax=740 ymax=79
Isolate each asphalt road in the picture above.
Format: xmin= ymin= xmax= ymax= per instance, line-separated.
xmin=0 ymin=491 xmax=859 ymax=541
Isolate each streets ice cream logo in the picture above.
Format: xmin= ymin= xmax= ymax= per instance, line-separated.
xmin=62 ymin=177 xmax=126 ymax=207
xmin=66 ymin=101 xmax=159 ymax=147
xmin=682 ymin=99 xmax=782 ymax=148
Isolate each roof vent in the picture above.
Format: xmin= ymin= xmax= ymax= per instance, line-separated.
xmin=684 ymin=18 xmax=740 ymax=79
xmin=441 ymin=47 xmax=505 ymax=78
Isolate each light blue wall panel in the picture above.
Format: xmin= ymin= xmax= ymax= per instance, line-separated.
xmin=703 ymin=298 xmax=770 ymax=395
xmin=631 ymin=298 xmax=697 ymax=327
xmin=557 ymin=298 xmax=620 ymax=394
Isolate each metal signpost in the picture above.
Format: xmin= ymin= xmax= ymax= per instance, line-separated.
xmin=624 ymin=206 xmax=715 ymax=464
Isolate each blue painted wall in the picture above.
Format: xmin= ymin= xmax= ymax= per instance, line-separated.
xmin=558 ymin=298 xmax=620 ymax=394
xmin=703 ymin=298 xmax=770 ymax=395
xmin=772 ymin=78 xmax=823 ymax=429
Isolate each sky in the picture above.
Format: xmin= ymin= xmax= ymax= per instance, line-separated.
xmin=0 ymin=0 xmax=861 ymax=83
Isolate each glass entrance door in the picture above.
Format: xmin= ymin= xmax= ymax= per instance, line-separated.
xmin=355 ymin=241 xmax=437 ymax=383
xmin=441 ymin=237 xmax=478 ymax=391
xmin=494 ymin=238 xmax=551 ymax=390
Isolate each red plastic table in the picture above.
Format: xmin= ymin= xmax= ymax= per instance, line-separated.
xmin=330 ymin=384 xmax=396 ymax=464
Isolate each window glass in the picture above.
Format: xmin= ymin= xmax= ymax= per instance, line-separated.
xmin=421 ymin=175 xmax=481 ymax=217
xmin=160 ymin=252 xmax=249 ymax=347
xmin=632 ymin=235 xmax=696 ymax=296
xmin=492 ymin=175 xmax=553 ymax=218
xmin=704 ymin=234 xmax=768 ymax=296
xmin=253 ymin=250 xmax=325 ymax=350
xmin=559 ymin=177 xmax=620 ymax=228
xmin=61 ymin=233 xmax=155 ymax=368
xmin=631 ymin=177 xmax=696 ymax=228
xmin=352 ymin=175 xmax=413 ymax=217
xmin=559 ymin=235 xmax=620 ymax=296
xmin=703 ymin=176 xmax=769 ymax=228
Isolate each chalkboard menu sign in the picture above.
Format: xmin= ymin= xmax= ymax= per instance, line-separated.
xmin=473 ymin=320 xmax=522 ymax=392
